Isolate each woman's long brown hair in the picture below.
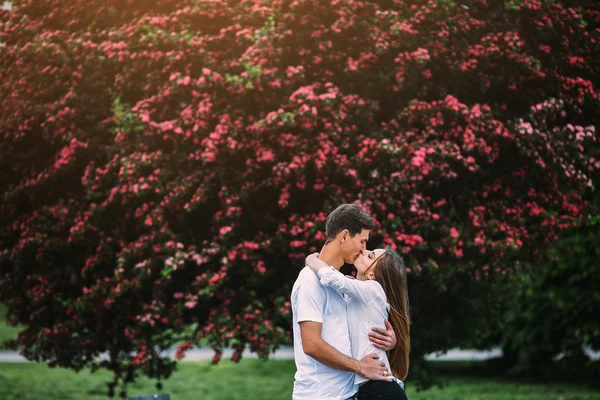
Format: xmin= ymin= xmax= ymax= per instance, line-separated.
xmin=371 ymin=248 xmax=410 ymax=380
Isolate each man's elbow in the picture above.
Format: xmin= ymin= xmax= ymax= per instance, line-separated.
xmin=303 ymin=339 xmax=320 ymax=358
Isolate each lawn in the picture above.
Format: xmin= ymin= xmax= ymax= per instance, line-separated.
xmin=1 ymin=359 xmax=600 ymax=400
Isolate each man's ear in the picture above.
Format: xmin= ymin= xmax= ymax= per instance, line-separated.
xmin=340 ymin=229 xmax=350 ymax=242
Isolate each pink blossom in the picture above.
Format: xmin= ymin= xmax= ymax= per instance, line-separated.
xmin=257 ymin=261 xmax=266 ymax=274
xmin=184 ymin=301 xmax=197 ymax=308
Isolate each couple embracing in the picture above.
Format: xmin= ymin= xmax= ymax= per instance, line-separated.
xmin=292 ymin=204 xmax=410 ymax=400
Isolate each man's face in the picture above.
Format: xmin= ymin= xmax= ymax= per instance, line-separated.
xmin=341 ymin=229 xmax=370 ymax=264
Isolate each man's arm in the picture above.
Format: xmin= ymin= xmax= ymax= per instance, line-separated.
xmin=300 ymin=321 xmax=392 ymax=381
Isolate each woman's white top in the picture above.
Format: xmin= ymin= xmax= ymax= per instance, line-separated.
xmin=317 ymin=266 xmax=403 ymax=388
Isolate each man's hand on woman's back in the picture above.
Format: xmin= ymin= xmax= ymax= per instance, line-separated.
xmin=369 ymin=320 xmax=397 ymax=351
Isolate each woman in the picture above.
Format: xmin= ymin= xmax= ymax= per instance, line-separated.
xmin=305 ymin=247 xmax=410 ymax=400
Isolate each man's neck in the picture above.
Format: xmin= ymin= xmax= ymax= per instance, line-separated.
xmin=319 ymin=243 xmax=345 ymax=270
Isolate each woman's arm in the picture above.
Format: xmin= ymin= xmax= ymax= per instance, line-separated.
xmin=305 ymin=252 xmax=331 ymax=275
xmin=319 ymin=267 xmax=383 ymax=305
xmin=305 ymin=253 xmax=384 ymax=305
xmin=305 ymin=254 xmax=396 ymax=350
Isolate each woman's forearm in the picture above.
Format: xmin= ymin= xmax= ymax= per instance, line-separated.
xmin=306 ymin=254 xmax=330 ymax=275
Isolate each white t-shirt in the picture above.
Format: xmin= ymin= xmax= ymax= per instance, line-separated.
xmin=317 ymin=267 xmax=398 ymax=388
xmin=291 ymin=266 xmax=356 ymax=400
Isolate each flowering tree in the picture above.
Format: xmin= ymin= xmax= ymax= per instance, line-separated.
xmin=1 ymin=0 xmax=598 ymax=396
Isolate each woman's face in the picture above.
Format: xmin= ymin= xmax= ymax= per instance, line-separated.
xmin=353 ymin=248 xmax=386 ymax=277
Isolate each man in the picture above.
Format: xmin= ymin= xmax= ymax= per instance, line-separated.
xmin=292 ymin=204 xmax=396 ymax=400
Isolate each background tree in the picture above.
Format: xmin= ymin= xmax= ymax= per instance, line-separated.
xmin=498 ymin=193 xmax=600 ymax=384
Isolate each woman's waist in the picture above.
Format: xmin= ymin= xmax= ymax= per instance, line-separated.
xmin=351 ymin=343 xmax=390 ymax=364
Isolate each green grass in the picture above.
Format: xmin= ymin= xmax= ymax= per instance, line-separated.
xmin=1 ymin=359 xmax=600 ymax=400
xmin=410 ymin=374 xmax=600 ymax=400
xmin=0 ymin=304 xmax=22 ymax=345
xmin=0 ymin=360 xmax=295 ymax=400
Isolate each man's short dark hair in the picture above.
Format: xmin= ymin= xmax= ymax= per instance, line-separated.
xmin=325 ymin=204 xmax=376 ymax=242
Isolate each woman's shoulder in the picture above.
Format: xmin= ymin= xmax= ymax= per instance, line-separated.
xmin=362 ymin=280 xmax=388 ymax=304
